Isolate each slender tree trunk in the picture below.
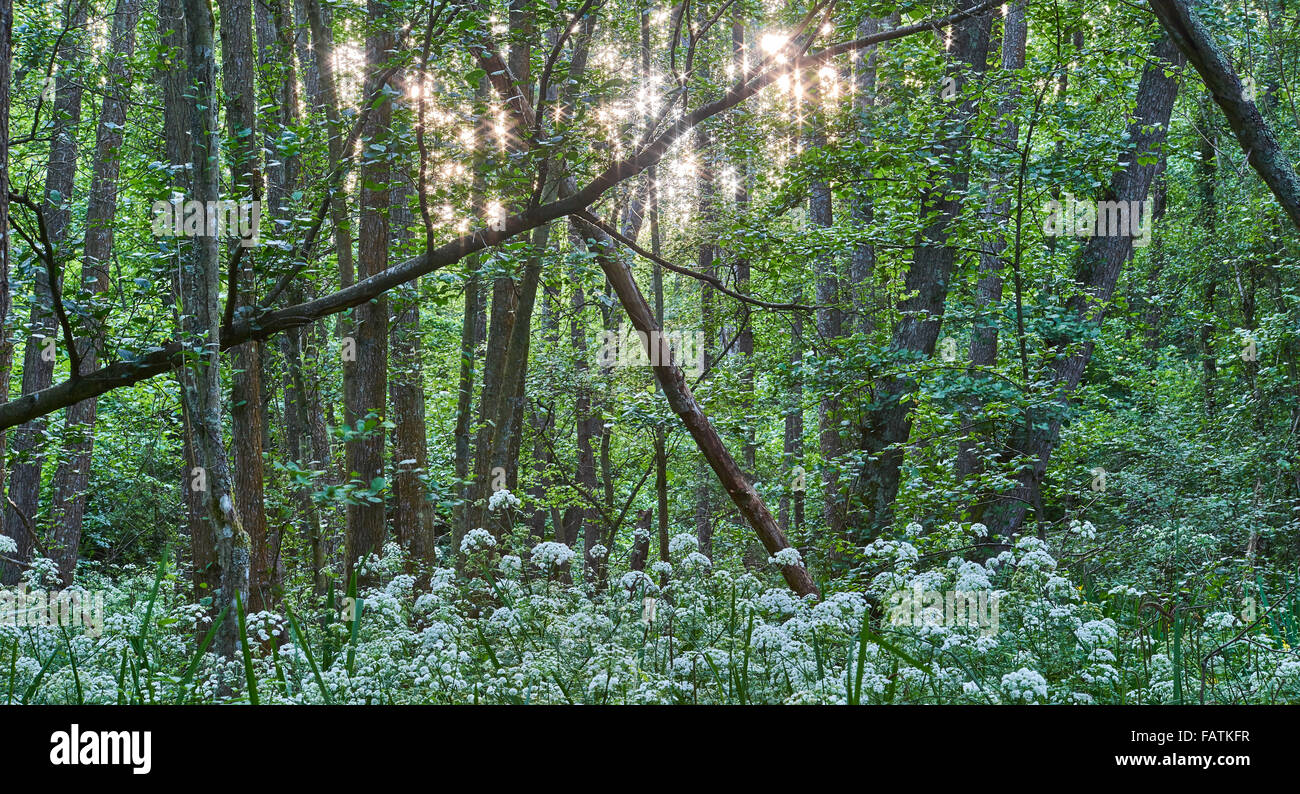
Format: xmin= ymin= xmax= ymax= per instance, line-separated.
xmin=452 ymin=269 xmax=480 ymax=544
xmin=0 ymin=0 xmax=12 ymax=585
xmin=220 ymin=0 xmax=272 ymax=611
xmin=260 ymin=0 xmax=307 ymax=598
xmin=629 ymin=509 xmax=651 ymax=573
xmin=1 ymin=0 xmax=87 ymax=584
xmin=694 ymin=57 xmax=717 ymax=562
xmin=304 ymin=0 xmax=353 ymax=291
xmin=957 ymin=0 xmax=1026 ymax=482
xmin=574 ymin=216 xmax=818 ymax=596
xmin=779 ymin=292 xmax=804 ymax=538
xmin=562 ymin=240 xmax=600 ymax=579
xmin=390 ymin=152 xmax=435 ymax=565
xmin=291 ymin=0 xmax=319 ymax=107
xmin=344 ymin=1 xmax=393 ymax=584
xmin=157 ymin=0 xmax=209 ymax=599
xmin=180 ymin=0 xmax=249 ymax=659
xmin=849 ymin=15 xmax=882 ymax=336
xmin=808 ymin=102 xmax=844 ymax=543
xmin=732 ymin=20 xmax=756 ymax=473
xmin=47 ymin=0 xmax=143 ymax=585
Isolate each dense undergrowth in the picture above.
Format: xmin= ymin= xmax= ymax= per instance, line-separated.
xmin=5 ymin=513 xmax=1298 ymax=705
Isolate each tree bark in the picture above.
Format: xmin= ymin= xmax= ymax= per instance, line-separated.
xmin=344 ymin=1 xmax=393 ymax=585
xmin=220 ymin=0 xmax=271 ymax=611
xmin=1149 ymin=0 xmax=1300 ymax=229
xmin=1 ymin=0 xmax=87 ymax=584
xmin=982 ymin=35 xmax=1185 ymax=538
xmin=47 ymin=0 xmax=143 ymax=585
xmin=854 ymin=4 xmax=993 ymax=540
xmin=180 ymin=0 xmax=249 ymax=659
xmin=0 ymin=0 xmax=12 ymax=586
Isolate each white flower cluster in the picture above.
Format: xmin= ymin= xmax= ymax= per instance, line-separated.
xmin=1074 ymin=618 xmax=1118 ymax=648
xmin=488 ymin=488 xmax=522 ymax=513
xmin=1068 ymin=519 xmax=1098 ymax=539
xmin=459 ymin=528 xmax=496 ymax=555
xmin=531 ymin=541 xmax=575 ymax=570
xmin=1001 ymin=667 xmax=1048 ymax=702
xmin=246 ymin=610 xmax=285 ymax=643
xmin=668 ymin=533 xmax=698 ymax=557
xmin=769 ymin=547 xmax=803 ymax=567
xmin=1012 ymin=536 xmax=1058 ymax=572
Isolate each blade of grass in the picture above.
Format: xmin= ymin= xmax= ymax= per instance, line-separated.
xmin=286 ymin=608 xmax=332 ymax=704
xmin=234 ymin=591 xmax=260 ymax=705
xmin=178 ymin=604 xmax=228 ymax=702
xmin=59 ymin=627 xmax=83 ymax=705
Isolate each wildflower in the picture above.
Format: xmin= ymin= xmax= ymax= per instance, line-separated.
xmin=1001 ymin=667 xmax=1048 ymax=703
xmin=531 ymin=542 xmax=575 ymax=570
xmin=769 ymin=547 xmax=803 ymax=567
xmin=487 ymin=489 xmax=521 ymax=513
xmin=459 ymin=528 xmax=496 ymax=555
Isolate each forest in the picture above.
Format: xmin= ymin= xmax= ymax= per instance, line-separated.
xmin=0 ymin=0 xmax=1298 ymax=706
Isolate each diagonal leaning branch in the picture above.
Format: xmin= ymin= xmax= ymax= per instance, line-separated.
xmin=0 ymin=1 xmax=1005 ymax=441
xmin=1148 ymin=0 xmax=1300 ymax=230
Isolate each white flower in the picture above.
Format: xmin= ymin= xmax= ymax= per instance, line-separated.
xmin=0 ymin=535 xmax=16 ymax=555
xmin=459 ymin=528 xmax=496 ymax=554
xmin=1068 ymin=519 xmax=1098 ymax=539
xmin=1204 ymin=611 xmax=1240 ymax=631
xmin=683 ymin=552 xmax=712 ymax=570
xmin=531 ymin=542 xmax=575 ymax=570
xmin=769 ymin=547 xmax=803 ymax=567
xmin=668 ymin=533 xmax=698 ymax=557
xmin=1012 ymin=536 xmax=1057 ymax=572
xmin=487 ymin=489 xmax=521 ymax=513
xmin=588 ymin=544 xmax=608 ymax=560
xmin=1001 ymin=667 xmax=1048 ymax=703
xmin=1075 ymin=619 xmax=1118 ymax=648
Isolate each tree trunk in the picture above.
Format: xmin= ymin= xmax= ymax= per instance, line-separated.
xmin=344 ymin=2 xmax=393 ymax=585
xmin=47 ymin=0 xmax=143 ymax=585
xmin=855 ymin=4 xmax=993 ymax=540
xmin=180 ymin=0 xmax=250 ymax=659
xmin=982 ymin=35 xmax=1185 ymax=538
xmin=574 ymin=215 xmax=818 ymax=597
xmin=157 ymin=0 xmax=209 ymax=601
xmin=1 ymin=0 xmax=87 ymax=584
xmin=0 ymin=0 xmax=12 ymax=586
xmin=259 ymin=0 xmax=305 ymax=598
xmin=808 ymin=105 xmax=844 ymax=543
xmin=220 ymin=0 xmax=272 ymax=612
xmin=389 ymin=155 xmax=435 ymax=566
